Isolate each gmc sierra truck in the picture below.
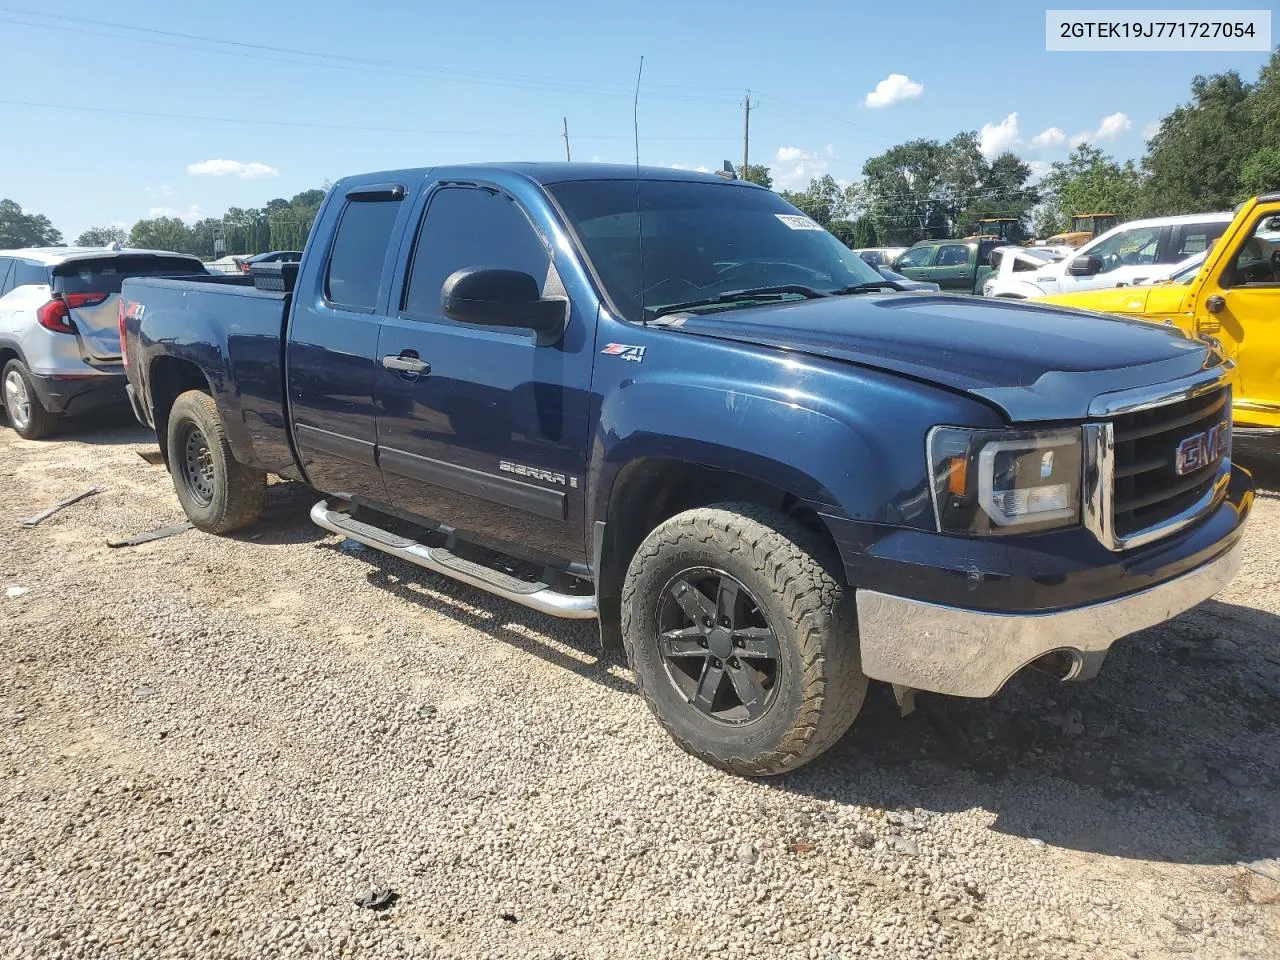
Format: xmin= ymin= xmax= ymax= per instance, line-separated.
xmin=120 ymin=164 xmax=1253 ymax=776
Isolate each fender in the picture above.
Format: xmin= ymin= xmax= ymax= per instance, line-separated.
xmin=586 ymin=343 xmax=1005 ymax=537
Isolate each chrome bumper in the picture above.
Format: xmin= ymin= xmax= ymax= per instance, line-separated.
xmin=855 ymin=540 xmax=1243 ymax=698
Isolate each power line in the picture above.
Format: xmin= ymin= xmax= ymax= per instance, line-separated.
xmin=0 ymin=9 xmax=741 ymax=105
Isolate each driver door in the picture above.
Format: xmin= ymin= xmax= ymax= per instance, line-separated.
xmin=1196 ymin=212 xmax=1280 ymax=429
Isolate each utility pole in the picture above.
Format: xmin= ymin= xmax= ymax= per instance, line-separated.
xmin=562 ymin=117 xmax=571 ymax=162
xmin=741 ymin=91 xmax=751 ymax=180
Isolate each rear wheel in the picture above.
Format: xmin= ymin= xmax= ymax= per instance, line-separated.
xmin=166 ymin=390 xmax=265 ymax=533
xmin=2 ymin=359 xmax=58 ymax=440
xmin=621 ymin=502 xmax=867 ymax=776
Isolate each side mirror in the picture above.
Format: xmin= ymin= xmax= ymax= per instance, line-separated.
xmin=441 ymin=268 xmax=566 ymax=345
xmin=1067 ymin=255 xmax=1102 ymax=276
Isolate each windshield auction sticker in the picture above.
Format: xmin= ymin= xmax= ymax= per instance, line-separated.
xmin=775 ymin=214 xmax=824 ymax=231
xmin=1046 ymin=9 xmax=1270 ymax=50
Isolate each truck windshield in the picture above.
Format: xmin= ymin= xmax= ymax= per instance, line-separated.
xmin=547 ymin=179 xmax=885 ymax=322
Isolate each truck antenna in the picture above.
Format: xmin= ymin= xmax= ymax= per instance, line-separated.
xmin=634 ymin=54 xmax=646 ymax=323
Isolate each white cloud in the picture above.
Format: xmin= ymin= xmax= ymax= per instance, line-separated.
xmin=669 ymin=163 xmax=712 ymax=173
xmin=1142 ymin=120 xmax=1161 ymax=141
xmin=148 ymin=205 xmax=205 ymax=224
xmin=863 ymin=73 xmax=923 ymax=109
xmin=1030 ymin=127 xmax=1066 ymax=149
xmin=1070 ymin=112 xmax=1133 ymax=148
xmin=978 ymin=113 xmax=1021 ymax=160
xmin=1027 ymin=160 xmax=1053 ymax=181
xmin=824 ymin=143 xmax=836 ymax=158
xmin=772 ymin=145 xmax=827 ymax=189
xmin=1095 ymin=112 xmax=1132 ymax=140
xmin=187 ymin=159 xmax=279 ymax=179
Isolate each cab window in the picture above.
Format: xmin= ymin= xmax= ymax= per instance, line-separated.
xmin=896 ymin=246 xmax=933 ymax=269
xmin=935 ymin=245 xmax=969 ymax=267
xmin=1088 ymin=226 xmax=1162 ymax=274
xmin=1224 ymin=215 xmax=1280 ymax=287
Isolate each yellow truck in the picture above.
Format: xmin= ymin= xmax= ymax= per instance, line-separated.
xmin=1040 ymin=193 xmax=1280 ymax=432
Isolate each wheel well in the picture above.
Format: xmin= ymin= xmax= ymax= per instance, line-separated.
xmin=0 ymin=347 xmax=20 ymax=370
xmin=148 ymin=357 xmax=211 ymax=462
xmin=594 ymin=458 xmax=842 ymax=647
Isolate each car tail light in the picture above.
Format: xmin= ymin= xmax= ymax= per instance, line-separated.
xmin=36 ymin=299 xmax=76 ymax=334
xmin=118 ymin=298 xmax=129 ymax=368
xmin=36 ymin=292 xmax=109 ymax=335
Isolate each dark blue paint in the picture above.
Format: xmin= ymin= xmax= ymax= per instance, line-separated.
xmin=121 ymin=162 xmax=1249 ymax=613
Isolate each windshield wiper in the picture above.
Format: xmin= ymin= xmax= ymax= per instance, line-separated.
xmin=650 ymin=284 xmax=830 ymax=319
xmin=832 ymin=279 xmax=907 ymax=294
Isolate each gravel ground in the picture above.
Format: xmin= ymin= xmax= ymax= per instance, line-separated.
xmin=2 ymin=412 xmax=1279 ymax=960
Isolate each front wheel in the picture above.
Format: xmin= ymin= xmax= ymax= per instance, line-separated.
xmin=621 ymin=502 xmax=867 ymax=776
xmin=166 ymin=390 xmax=265 ymax=533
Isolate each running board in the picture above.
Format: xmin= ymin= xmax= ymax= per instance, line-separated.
xmin=310 ymin=499 xmax=598 ymax=620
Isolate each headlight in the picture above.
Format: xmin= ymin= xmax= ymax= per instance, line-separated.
xmin=928 ymin=427 xmax=1082 ymax=535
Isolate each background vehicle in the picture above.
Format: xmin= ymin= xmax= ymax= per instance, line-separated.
xmin=983 ymin=212 xmax=1233 ymax=298
xmin=852 ymin=247 xmax=907 ymax=269
xmin=965 ymin=218 xmax=1025 ymax=244
xmin=0 ymin=247 xmax=206 ymax=438
xmin=1039 ymin=193 xmax=1280 ymax=432
xmin=981 ymin=246 xmax=1068 ymax=297
xmin=238 ymin=250 xmax=303 ymax=274
xmin=121 ymin=164 xmax=1250 ymax=776
xmin=1042 ymin=212 xmax=1121 ymax=249
xmin=893 ymin=237 xmax=1004 ymax=293
xmin=873 ymin=264 xmax=939 ymax=291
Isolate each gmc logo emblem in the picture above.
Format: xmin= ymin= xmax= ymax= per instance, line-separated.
xmin=1175 ymin=421 xmax=1229 ymax=476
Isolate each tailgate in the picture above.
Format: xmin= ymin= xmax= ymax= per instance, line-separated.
xmin=53 ymin=254 xmax=206 ymax=363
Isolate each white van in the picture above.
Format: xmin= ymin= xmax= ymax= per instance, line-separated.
xmin=983 ymin=212 xmax=1233 ymax=298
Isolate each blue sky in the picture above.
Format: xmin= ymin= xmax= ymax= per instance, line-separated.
xmin=0 ymin=0 xmax=1272 ymax=241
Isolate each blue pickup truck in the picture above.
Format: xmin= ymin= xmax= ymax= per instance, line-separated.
xmin=120 ymin=164 xmax=1252 ymax=776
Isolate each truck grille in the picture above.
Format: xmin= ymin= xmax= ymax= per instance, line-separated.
xmin=1109 ymin=387 xmax=1230 ymax=540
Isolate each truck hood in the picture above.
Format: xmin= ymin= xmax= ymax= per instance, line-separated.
xmin=664 ymin=293 xmax=1218 ymax=422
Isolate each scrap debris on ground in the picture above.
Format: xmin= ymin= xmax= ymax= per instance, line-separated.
xmin=1 ymin=418 xmax=1278 ymax=960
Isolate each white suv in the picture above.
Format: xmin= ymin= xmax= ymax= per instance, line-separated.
xmin=983 ymin=212 xmax=1233 ymax=299
xmin=0 ymin=247 xmax=206 ymax=438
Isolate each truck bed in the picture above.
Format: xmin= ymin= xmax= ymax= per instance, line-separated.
xmin=122 ymin=274 xmax=298 ymax=477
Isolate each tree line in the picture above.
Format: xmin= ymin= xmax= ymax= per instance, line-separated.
xmin=4 ymin=49 xmax=1276 ymax=256
xmin=741 ymin=48 xmax=1278 ymax=246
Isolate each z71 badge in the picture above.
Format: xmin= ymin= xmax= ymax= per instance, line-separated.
xmin=600 ymin=343 xmax=645 ymax=362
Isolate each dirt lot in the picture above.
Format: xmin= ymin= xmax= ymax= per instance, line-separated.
xmin=2 ymin=412 xmax=1279 ymax=960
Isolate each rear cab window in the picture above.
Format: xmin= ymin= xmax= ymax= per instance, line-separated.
xmin=51 ymin=255 xmax=205 ymax=294
xmin=325 ymin=199 xmax=403 ymax=311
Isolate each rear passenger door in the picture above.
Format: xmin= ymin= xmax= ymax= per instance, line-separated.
xmin=374 ymin=182 xmax=593 ymax=562
xmin=286 ymin=183 xmax=409 ymax=500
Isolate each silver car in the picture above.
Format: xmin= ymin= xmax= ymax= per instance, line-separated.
xmin=0 ymin=246 xmax=206 ymax=438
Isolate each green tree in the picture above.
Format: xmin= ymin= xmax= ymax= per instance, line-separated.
xmin=128 ymin=216 xmax=192 ymax=252
xmin=779 ymin=174 xmax=846 ymax=227
xmin=827 ymin=220 xmax=857 ymax=247
xmin=1140 ymin=69 xmax=1254 ymax=214
xmin=0 ymin=198 xmax=62 ymax=247
xmin=1239 ymin=146 xmax=1280 ymax=196
xmin=75 ymin=225 xmax=128 ymax=247
xmin=851 ymin=216 xmax=878 ymax=248
xmin=1035 ymin=145 xmax=1141 ymax=236
xmin=954 ymin=152 xmax=1037 ymax=238
xmin=735 ymin=164 xmax=772 ymax=188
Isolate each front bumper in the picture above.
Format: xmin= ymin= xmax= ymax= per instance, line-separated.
xmin=28 ymin=369 xmax=128 ymax=416
xmin=848 ymin=461 xmax=1252 ymax=699
xmin=856 ymin=538 xmax=1243 ymax=698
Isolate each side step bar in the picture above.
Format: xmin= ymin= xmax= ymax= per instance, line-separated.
xmin=310 ymin=499 xmax=598 ymax=620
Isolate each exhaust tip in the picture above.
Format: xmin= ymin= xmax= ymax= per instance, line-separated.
xmin=1029 ymin=649 xmax=1084 ymax=682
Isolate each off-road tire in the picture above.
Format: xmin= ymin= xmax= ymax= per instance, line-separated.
xmin=166 ymin=390 xmax=265 ymax=533
xmin=2 ymin=359 xmax=58 ymax=440
xmin=621 ymin=502 xmax=867 ymax=776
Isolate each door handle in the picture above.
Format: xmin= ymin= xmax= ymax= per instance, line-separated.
xmin=382 ymin=354 xmax=431 ymax=374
